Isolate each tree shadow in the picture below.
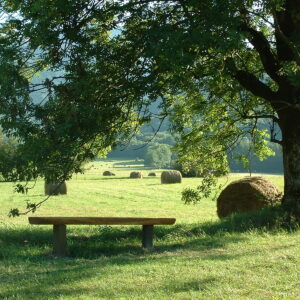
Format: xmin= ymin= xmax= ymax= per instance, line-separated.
xmin=0 ymin=223 xmax=242 ymax=262
xmin=2 ymin=205 xmax=297 ymax=260
xmin=0 ymin=258 xmax=144 ymax=299
xmin=165 ymin=277 xmax=219 ymax=293
xmin=0 ymin=223 xmax=235 ymax=299
xmin=0 ymin=256 xmax=220 ymax=299
xmin=1 ymin=205 xmax=293 ymax=261
xmin=1 ymin=206 xmax=297 ymax=299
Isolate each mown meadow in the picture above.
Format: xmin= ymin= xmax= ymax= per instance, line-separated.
xmin=0 ymin=160 xmax=299 ymax=299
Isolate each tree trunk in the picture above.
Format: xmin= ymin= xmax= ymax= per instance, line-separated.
xmin=280 ymin=110 xmax=300 ymax=218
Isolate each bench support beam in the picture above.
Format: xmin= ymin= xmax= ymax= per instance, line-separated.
xmin=142 ymin=225 xmax=153 ymax=249
xmin=53 ymin=224 xmax=67 ymax=257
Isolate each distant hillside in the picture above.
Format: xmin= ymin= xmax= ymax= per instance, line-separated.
xmin=107 ymin=121 xmax=283 ymax=174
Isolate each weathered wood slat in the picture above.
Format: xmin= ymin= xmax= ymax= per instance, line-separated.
xmin=28 ymin=217 xmax=176 ymax=225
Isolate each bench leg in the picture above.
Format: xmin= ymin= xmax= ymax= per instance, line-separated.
xmin=53 ymin=224 xmax=67 ymax=257
xmin=142 ymin=225 xmax=153 ymax=249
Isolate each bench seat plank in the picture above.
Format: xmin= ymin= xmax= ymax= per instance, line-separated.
xmin=29 ymin=217 xmax=176 ymax=225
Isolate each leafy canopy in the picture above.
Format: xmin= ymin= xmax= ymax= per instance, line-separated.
xmin=0 ymin=0 xmax=299 ymax=212
xmin=0 ymin=1 xmax=155 ymax=184
xmin=115 ymin=0 xmax=298 ymax=201
xmin=144 ymin=143 xmax=172 ymax=168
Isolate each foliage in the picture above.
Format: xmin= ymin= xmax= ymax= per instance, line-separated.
xmin=0 ymin=128 xmax=18 ymax=181
xmin=108 ymin=130 xmax=176 ymax=160
xmin=0 ymin=1 xmax=154 ymax=185
xmin=109 ymin=128 xmax=283 ymax=174
xmin=0 ymin=0 xmax=300 ymax=215
xmin=228 ymin=136 xmax=283 ymax=173
xmin=0 ymin=0 xmax=155 ymax=214
xmin=115 ymin=0 xmax=300 ymax=210
xmin=144 ymin=143 xmax=172 ymax=168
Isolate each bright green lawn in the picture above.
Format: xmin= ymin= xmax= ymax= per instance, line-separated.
xmin=0 ymin=160 xmax=299 ymax=299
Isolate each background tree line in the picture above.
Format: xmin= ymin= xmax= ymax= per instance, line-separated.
xmin=107 ymin=125 xmax=283 ymax=174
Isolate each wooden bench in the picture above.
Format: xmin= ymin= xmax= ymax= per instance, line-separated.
xmin=28 ymin=217 xmax=176 ymax=257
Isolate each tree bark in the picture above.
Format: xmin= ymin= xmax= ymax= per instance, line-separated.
xmin=280 ymin=109 xmax=300 ymax=218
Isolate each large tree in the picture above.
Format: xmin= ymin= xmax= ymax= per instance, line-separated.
xmin=0 ymin=0 xmax=299 ymax=216
xmin=0 ymin=0 xmax=153 ymax=214
xmin=116 ymin=0 xmax=300 ymax=210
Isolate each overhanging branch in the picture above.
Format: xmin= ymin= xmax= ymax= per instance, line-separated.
xmin=241 ymin=23 xmax=286 ymax=85
xmin=233 ymin=69 xmax=278 ymax=103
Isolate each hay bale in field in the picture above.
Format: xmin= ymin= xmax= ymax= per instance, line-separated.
xmin=130 ymin=171 xmax=143 ymax=179
xmin=45 ymin=181 xmax=67 ymax=196
xmin=148 ymin=172 xmax=156 ymax=177
xmin=103 ymin=170 xmax=115 ymax=176
xmin=217 ymin=176 xmax=281 ymax=218
xmin=161 ymin=170 xmax=182 ymax=184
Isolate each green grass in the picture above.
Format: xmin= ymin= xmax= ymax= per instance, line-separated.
xmin=0 ymin=160 xmax=299 ymax=299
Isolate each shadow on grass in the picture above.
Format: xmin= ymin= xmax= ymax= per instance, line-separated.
xmin=0 ymin=205 xmax=298 ymax=299
xmin=166 ymin=277 xmax=219 ymax=293
xmin=0 ymin=224 xmax=228 ymax=298
xmin=0 ymin=205 xmax=296 ymax=261
xmin=0 ymin=255 xmax=219 ymax=299
xmin=0 ymin=257 xmax=154 ymax=299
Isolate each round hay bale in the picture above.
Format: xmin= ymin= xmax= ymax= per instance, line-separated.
xmin=103 ymin=170 xmax=115 ymax=176
xmin=148 ymin=172 xmax=157 ymax=177
xmin=217 ymin=176 xmax=281 ymax=218
xmin=45 ymin=181 xmax=67 ymax=196
xmin=130 ymin=171 xmax=143 ymax=179
xmin=161 ymin=170 xmax=182 ymax=184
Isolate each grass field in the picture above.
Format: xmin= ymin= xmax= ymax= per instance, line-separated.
xmin=0 ymin=160 xmax=299 ymax=299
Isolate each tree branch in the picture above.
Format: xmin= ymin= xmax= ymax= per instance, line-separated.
xmin=233 ymin=68 xmax=278 ymax=103
xmin=241 ymin=23 xmax=285 ymax=85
